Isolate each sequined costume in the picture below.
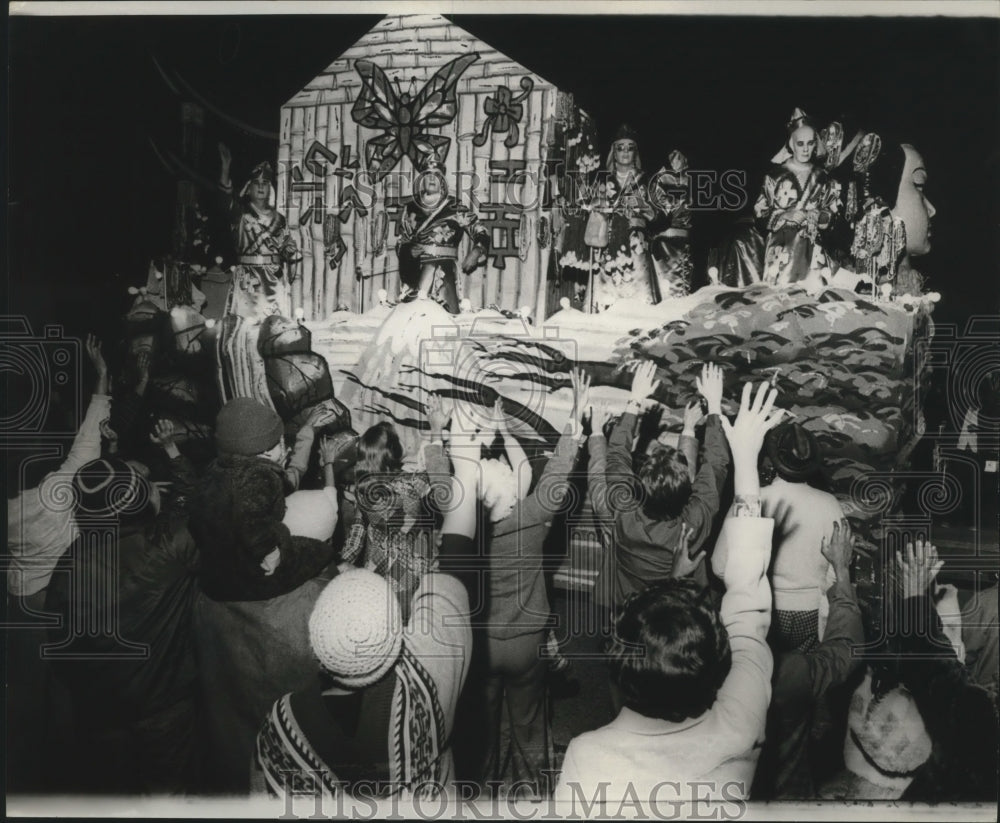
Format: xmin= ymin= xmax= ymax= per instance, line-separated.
xmin=398 ymin=198 xmax=489 ymax=314
xmin=221 ymin=164 xmax=301 ymax=320
xmin=754 ymin=164 xmax=840 ymax=286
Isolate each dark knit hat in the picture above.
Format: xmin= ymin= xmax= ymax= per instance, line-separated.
xmin=764 ymin=422 xmax=822 ymax=482
xmin=73 ymin=458 xmax=151 ymax=519
xmin=215 ymin=398 xmax=284 ymax=456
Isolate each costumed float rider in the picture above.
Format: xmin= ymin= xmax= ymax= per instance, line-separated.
xmin=649 ymin=149 xmax=695 ymax=298
xmin=397 ymin=154 xmax=490 ymax=314
xmin=753 ymin=108 xmax=840 ymax=288
xmin=592 ymin=124 xmax=659 ymax=310
xmin=218 ymin=142 xmax=302 ymax=320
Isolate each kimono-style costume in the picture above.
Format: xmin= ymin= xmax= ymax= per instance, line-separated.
xmin=221 ymin=182 xmax=301 ymax=320
xmin=398 ymin=197 xmax=489 ymax=314
xmin=592 ymin=171 xmax=659 ymax=310
xmin=754 ymin=164 xmax=839 ymax=286
xmin=649 ymin=153 xmax=694 ymax=298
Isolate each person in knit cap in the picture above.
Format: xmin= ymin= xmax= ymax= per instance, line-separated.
xmin=760 ymin=420 xmax=844 ymax=652
xmin=189 ymin=397 xmax=340 ymax=794
xmin=44 ymin=420 xmax=203 ymax=794
xmin=253 ymin=405 xmax=485 ymax=801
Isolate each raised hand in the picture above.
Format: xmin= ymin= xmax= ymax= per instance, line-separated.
xmin=134 ymin=349 xmax=151 ymax=395
xmin=669 ymin=524 xmax=705 ymax=579
xmin=570 ymin=368 xmax=592 ymax=436
xmin=821 ymin=518 xmax=855 ymax=583
xmin=304 ymin=401 xmax=340 ymax=430
xmin=896 ymin=539 xmax=944 ymax=600
xmin=695 ymin=363 xmax=724 ymax=416
xmin=586 ymin=402 xmax=612 ymax=437
xmin=720 ymin=382 xmax=785 ymax=461
xmin=150 ymin=418 xmax=181 ymax=459
xmin=682 ymin=400 xmax=705 ymax=435
xmin=100 ymin=419 xmax=119 ymax=455
xmin=150 ymin=418 xmax=176 ymax=448
xmin=426 ymin=393 xmax=451 ymax=435
xmin=722 ymin=382 xmax=785 ymax=500
xmin=86 ymin=334 xmax=109 ymax=395
xmin=629 ymin=360 xmax=660 ymax=404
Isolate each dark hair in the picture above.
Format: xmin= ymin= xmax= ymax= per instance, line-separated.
xmin=356 ymin=422 xmax=404 ymax=480
xmin=865 ymin=139 xmax=907 ymax=210
xmin=760 ymin=422 xmax=825 ymax=486
xmin=607 ymin=579 xmax=731 ymax=722
xmin=355 ymin=422 xmax=405 ymax=521
xmin=637 ymin=444 xmax=692 ymax=520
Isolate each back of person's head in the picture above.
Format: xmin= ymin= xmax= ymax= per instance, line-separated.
xmin=637 ymin=444 xmax=692 ymax=520
xmin=214 ymin=397 xmax=284 ymax=458
xmin=73 ymin=457 xmax=158 ymax=525
xmin=356 ymin=421 xmax=403 ymax=479
xmin=761 ymin=421 xmax=824 ymax=486
xmin=607 ymin=579 xmax=731 ymax=722
xmin=309 ymin=568 xmax=403 ymax=689
xmin=192 ymin=453 xmax=287 ymax=566
xmin=355 ymin=422 xmax=405 ymax=519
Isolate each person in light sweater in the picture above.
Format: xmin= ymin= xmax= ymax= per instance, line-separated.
xmin=554 ymin=382 xmax=785 ymax=810
xmin=759 ymin=421 xmax=845 ymax=650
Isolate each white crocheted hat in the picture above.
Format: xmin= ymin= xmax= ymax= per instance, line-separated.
xmin=308 ymin=568 xmax=403 ymax=689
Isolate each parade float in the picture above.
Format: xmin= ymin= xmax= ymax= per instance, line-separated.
xmin=125 ymin=13 xmax=939 ymax=594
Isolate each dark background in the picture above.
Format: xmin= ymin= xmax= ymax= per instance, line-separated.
xmin=6 ymin=13 xmax=999 ymax=337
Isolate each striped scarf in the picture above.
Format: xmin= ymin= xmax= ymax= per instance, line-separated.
xmin=254 ymin=645 xmax=447 ymax=799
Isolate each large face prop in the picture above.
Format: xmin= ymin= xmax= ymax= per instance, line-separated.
xmin=613 ymin=139 xmax=638 ymax=171
xmin=891 ymin=145 xmax=936 ymax=256
xmin=788 ymin=125 xmax=817 ymax=165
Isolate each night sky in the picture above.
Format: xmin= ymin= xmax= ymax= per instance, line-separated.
xmin=6 ymin=12 xmax=999 ymax=339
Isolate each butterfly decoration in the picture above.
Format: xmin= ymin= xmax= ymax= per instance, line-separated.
xmin=351 ymin=53 xmax=480 ymax=182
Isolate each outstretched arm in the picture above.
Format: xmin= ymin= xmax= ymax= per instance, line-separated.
xmin=607 ymin=360 xmax=659 ymax=515
xmin=586 ymin=402 xmax=613 ymax=525
xmin=58 ymin=335 xmax=112 ymax=477
xmin=679 ymin=364 xmax=731 ymax=544
xmin=436 ymin=424 xmax=485 ymax=608
xmin=710 ymin=382 xmax=786 ymax=750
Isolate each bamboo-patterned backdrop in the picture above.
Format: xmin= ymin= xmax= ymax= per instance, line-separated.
xmin=277 ymin=14 xmax=561 ymax=321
